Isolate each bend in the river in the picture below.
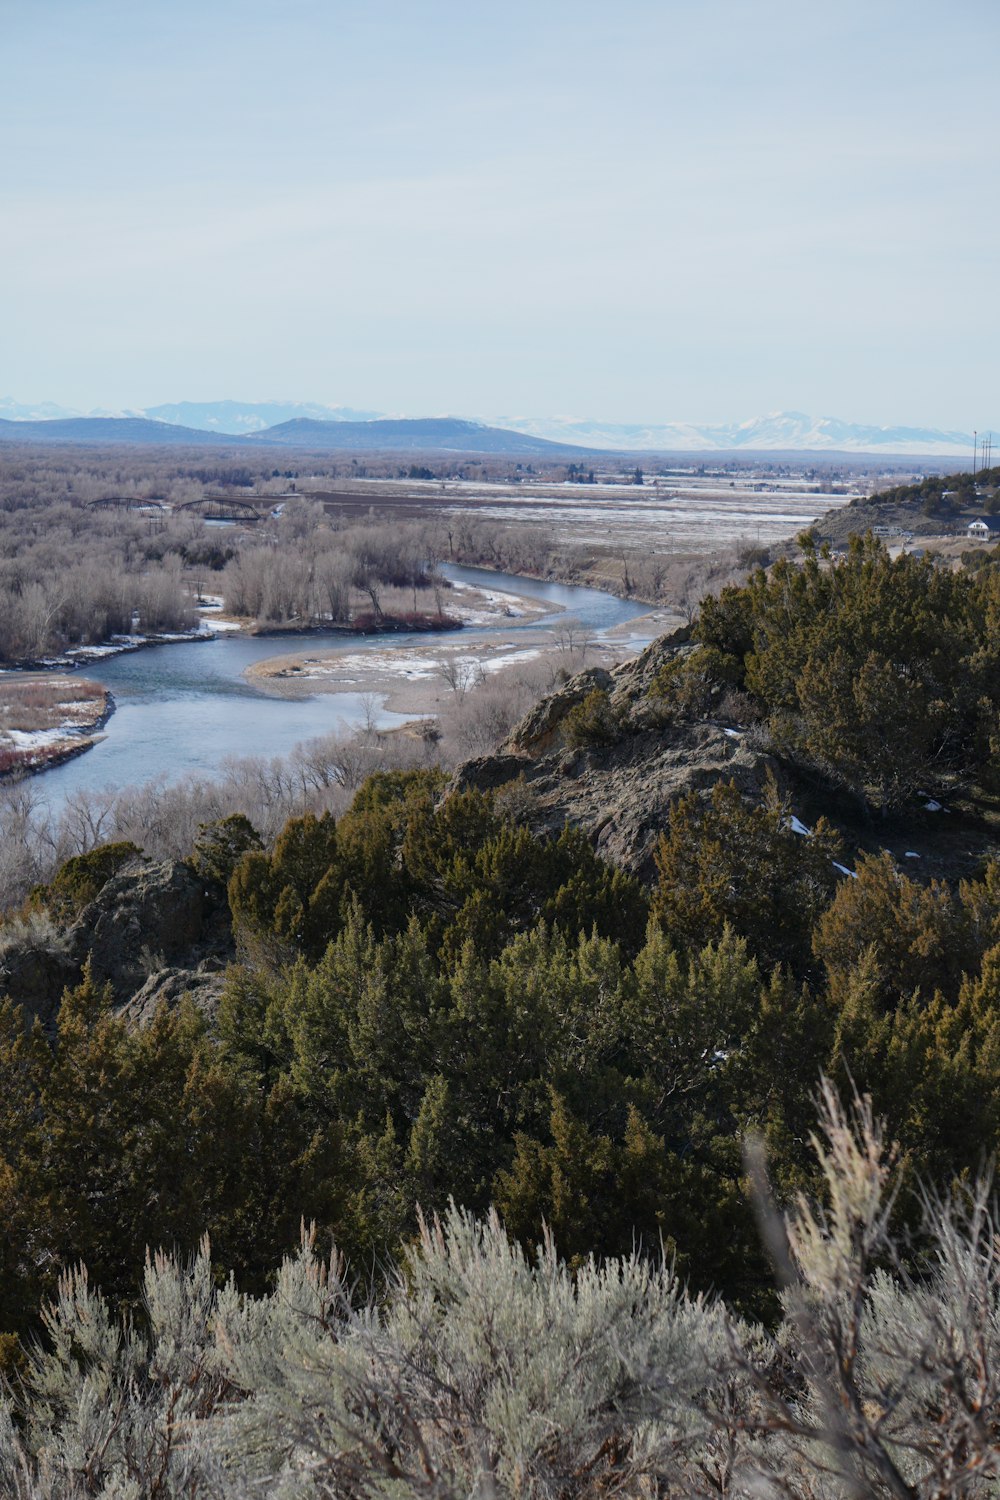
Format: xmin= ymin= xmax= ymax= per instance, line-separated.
xmin=36 ymin=565 xmax=653 ymax=805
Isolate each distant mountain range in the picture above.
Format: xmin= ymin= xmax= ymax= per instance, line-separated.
xmin=242 ymin=417 xmax=587 ymax=456
xmin=494 ymin=411 xmax=984 ymax=457
xmin=145 ymin=400 xmax=384 ymax=432
xmin=0 ymin=398 xmax=989 ymax=456
xmin=0 ymin=415 xmax=225 ymax=446
xmin=0 ymin=398 xmax=383 ymax=429
xmin=0 ymin=412 xmax=592 ymax=457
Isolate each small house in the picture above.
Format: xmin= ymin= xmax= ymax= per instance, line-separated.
xmin=967 ymin=518 xmax=1000 ymax=540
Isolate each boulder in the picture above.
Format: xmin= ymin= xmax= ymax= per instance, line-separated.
xmin=71 ymin=857 xmax=207 ymax=1001
xmin=117 ymin=965 xmax=227 ymax=1030
xmin=0 ymin=937 xmax=77 ymax=1029
xmin=507 ymin=666 xmax=614 ymax=753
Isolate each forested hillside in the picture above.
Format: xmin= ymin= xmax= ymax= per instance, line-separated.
xmin=3 ymin=535 xmax=1000 ymax=1493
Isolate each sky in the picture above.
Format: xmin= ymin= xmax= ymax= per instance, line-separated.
xmin=2 ymin=0 xmax=998 ymax=427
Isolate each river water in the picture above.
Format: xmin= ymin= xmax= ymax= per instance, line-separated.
xmin=37 ymin=565 xmax=652 ymax=804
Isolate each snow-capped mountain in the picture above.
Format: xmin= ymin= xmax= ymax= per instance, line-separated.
xmin=0 ymin=397 xmax=83 ymax=421
xmin=493 ymin=411 xmax=983 ymax=456
xmin=143 ymin=401 xmax=384 ymax=434
xmin=0 ymin=398 xmax=988 ymax=455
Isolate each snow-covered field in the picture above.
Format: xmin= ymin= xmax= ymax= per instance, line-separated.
xmin=306 ymin=473 xmax=857 ymax=555
xmin=443 ymin=488 xmax=851 ymax=553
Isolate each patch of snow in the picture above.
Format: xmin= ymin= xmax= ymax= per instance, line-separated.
xmin=66 ymin=644 xmax=130 ymax=660
xmin=6 ymin=728 xmax=74 ymax=750
xmin=262 ymin=642 xmax=544 ymax=687
xmin=444 ymin=579 xmax=530 ymax=624
xmin=199 ymin=617 xmax=242 ymax=632
xmin=723 ymin=728 xmax=743 ymax=739
xmin=788 ymin=815 xmax=811 ymax=836
xmin=904 ymin=851 xmax=921 ymax=859
xmin=924 ymin=800 xmax=942 ymax=812
xmin=832 ymin=861 xmax=857 ymax=879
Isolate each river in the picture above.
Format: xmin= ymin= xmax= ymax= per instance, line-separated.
xmin=36 ymin=565 xmax=652 ymax=805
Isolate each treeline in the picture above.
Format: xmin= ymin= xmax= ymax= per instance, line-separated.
xmin=0 ymin=450 xmax=741 ymax=657
xmin=222 ymin=503 xmax=743 ymax=627
xmin=221 ymin=507 xmax=443 ymax=626
xmin=0 ymin=502 xmax=207 ymax=661
xmin=221 ymin=506 xmax=567 ymax=627
xmin=0 ymin=447 xmax=312 ymax=509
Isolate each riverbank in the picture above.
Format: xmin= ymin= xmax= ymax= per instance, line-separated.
xmin=30 ymin=566 xmax=661 ymax=804
xmin=33 ymin=626 xmax=218 ymax=672
xmin=0 ymin=674 xmax=113 ymax=777
xmin=245 ymin=601 xmax=683 ymax=718
xmin=6 ymin=575 xmax=562 ymax=679
xmin=241 ymin=571 xmax=610 ymax=713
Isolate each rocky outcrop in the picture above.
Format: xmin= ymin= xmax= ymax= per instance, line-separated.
xmin=603 ymin=625 xmax=694 ymax=704
xmin=458 ymin=721 xmax=779 ymax=880
xmin=454 ymin=629 xmax=780 ymax=879
xmin=508 ymin=666 xmax=615 ymax=753
xmin=117 ymin=964 xmax=227 ymax=1030
xmin=507 ymin=626 xmax=693 ymax=754
xmin=0 ymin=858 xmax=233 ymax=1030
xmin=70 ymin=858 xmax=209 ymax=1001
xmin=0 ymin=936 xmax=78 ymax=1029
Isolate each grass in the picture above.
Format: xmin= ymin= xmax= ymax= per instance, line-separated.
xmin=0 ymin=906 xmax=72 ymax=959
xmin=0 ymin=675 xmax=106 ymax=735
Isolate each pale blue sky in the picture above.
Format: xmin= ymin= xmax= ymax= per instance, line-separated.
xmin=2 ymin=0 xmax=998 ymax=426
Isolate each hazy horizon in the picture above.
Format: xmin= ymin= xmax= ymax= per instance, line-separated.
xmin=4 ymin=0 xmax=998 ymax=428
xmin=0 ymin=395 xmax=991 ymax=442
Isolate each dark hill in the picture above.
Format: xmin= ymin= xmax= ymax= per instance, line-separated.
xmin=0 ymin=414 xmax=595 ymax=455
xmin=247 ymin=416 xmax=597 ymax=456
xmin=0 ymin=416 xmax=228 ymax=446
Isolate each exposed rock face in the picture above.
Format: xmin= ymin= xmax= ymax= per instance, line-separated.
xmin=71 ymin=858 xmax=208 ymax=1000
xmin=454 ymin=629 xmax=781 ymax=879
xmin=0 ymin=939 xmax=77 ymax=1029
xmin=508 ymin=666 xmax=615 ymax=754
xmin=0 ymin=859 xmax=232 ymax=1030
xmin=507 ymin=627 xmax=692 ymax=755
xmin=117 ymin=965 xmax=227 ymax=1030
